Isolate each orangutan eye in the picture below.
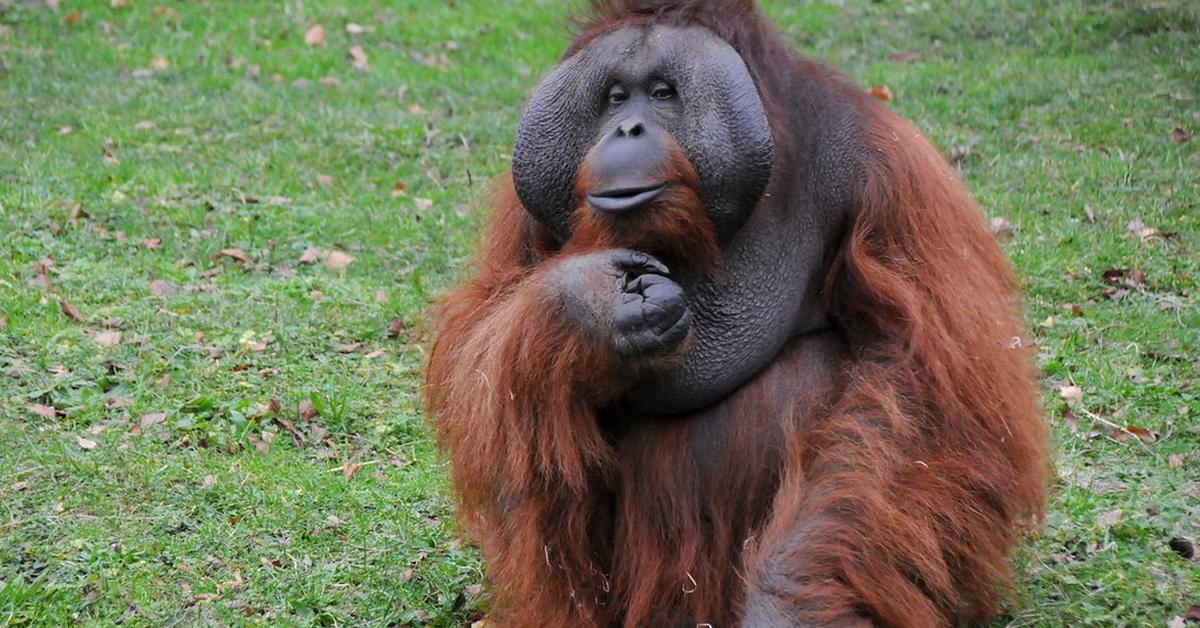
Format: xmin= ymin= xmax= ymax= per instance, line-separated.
xmin=650 ymin=81 xmax=675 ymax=101
xmin=608 ymin=84 xmax=629 ymax=105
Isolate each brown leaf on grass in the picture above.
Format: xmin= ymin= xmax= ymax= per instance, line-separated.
xmin=93 ymin=330 xmax=122 ymax=347
xmin=414 ymin=197 xmax=434 ymax=212
xmin=77 ymin=436 xmax=98 ymax=450
xmin=149 ymin=279 xmax=175 ymax=296
xmin=247 ymin=433 xmax=270 ymax=455
xmin=348 ymin=45 xmax=369 ymax=71
xmin=59 ymin=300 xmax=85 ymax=323
xmin=139 ymin=412 xmax=167 ymax=429
xmin=298 ymin=399 xmax=319 ymax=421
xmin=868 ymin=84 xmax=893 ymax=102
xmin=1126 ymin=219 xmax=1160 ymax=241
xmin=111 ymin=0 xmax=131 ymax=7
xmin=152 ymin=57 xmax=170 ymax=71
xmin=391 ymin=181 xmax=408 ymax=197
xmin=1058 ymin=385 xmax=1083 ymax=405
xmin=346 ymin=23 xmax=365 ymax=35
xmin=326 ymin=250 xmax=354 ymax=271
xmin=30 ymin=404 xmax=60 ymax=420
xmin=216 ymin=248 xmax=249 ymax=264
xmin=62 ymin=9 xmax=81 ymax=25
xmin=990 ymin=217 xmax=1014 ymax=241
xmin=0 ymin=315 xmax=6 ymax=328
xmin=1169 ymin=127 xmax=1192 ymax=144
xmin=304 ymin=25 xmax=326 ymax=47
xmin=1111 ymin=424 xmax=1158 ymax=443
xmin=143 ymin=238 xmax=162 ymax=249
xmin=887 ymin=52 xmax=922 ymax=63
xmin=387 ymin=318 xmax=406 ymax=338
xmin=298 ymin=246 xmax=321 ymax=265
xmin=1169 ymin=537 xmax=1196 ymax=560
xmin=1185 ymin=604 xmax=1200 ymax=621
xmin=67 ymin=201 xmax=88 ymax=226
xmin=1083 ymin=204 xmax=1096 ymax=223
xmin=274 ymin=417 xmax=305 ymax=446
xmin=1101 ymin=268 xmax=1146 ymax=288
xmin=105 ymin=396 xmax=133 ymax=409
xmin=1098 ymin=509 xmax=1124 ymax=527
xmin=28 ymin=274 xmax=49 ymax=290
xmin=1168 ymin=454 xmax=1185 ymax=468
xmin=155 ymin=373 xmax=171 ymax=389
xmin=315 ymin=174 xmax=334 ymax=187
xmin=334 ymin=342 xmax=362 ymax=353
xmin=364 ymin=349 xmax=385 ymax=359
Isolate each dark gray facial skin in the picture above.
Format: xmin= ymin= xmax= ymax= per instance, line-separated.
xmin=514 ymin=25 xmax=856 ymax=415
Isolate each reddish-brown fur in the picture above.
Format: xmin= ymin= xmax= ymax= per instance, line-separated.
xmin=426 ymin=1 xmax=1047 ymax=626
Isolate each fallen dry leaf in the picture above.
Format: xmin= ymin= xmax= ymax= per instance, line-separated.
xmin=143 ymin=237 xmax=162 ymax=249
xmin=111 ymin=0 xmax=131 ymax=7
xmin=316 ymin=174 xmax=334 ymax=187
xmin=298 ymin=399 xmax=319 ymax=421
xmin=152 ymin=57 xmax=170 ymax=71
xmin=414 ymin=197 xmax=434 ymax=211
xmin=298 ymin=246 xmax=321 ymax=265
xmin=30 ymin=404 xmax=60 ymax=420
xmin=105 ymin=396 xmax=133 ymax=409
xmin=348 ymin=45 xmax=368 ymax=70
xmin=326 ymin=250 xmax=354 ymax=271
xmin=1126 ymin=219 xmax=1160 ymax=241
xmin=304 ymin=24 xmax=326 ymax=47
xmin=1169 ymin=127 xmax=1192 ymax=144
xmin=346 ymin=23 xmax=365 ymax=35
xmin=1058 ymin=385 xmax=1083 ymax=405
xmin=1111 ymin=424 xmax=1158 ymax=443
xmin=364 ymin=348 xmax=385 ymax=359
xmin=77 ymin=436 xmax=98 ymax=450
xmin=59 ymin=300 xmax=85 ymax=323
xmin=1101 ymin=268 xmax=1146 ymax=288
xmin=58 ymin=125 xmax=72 ymax=135
xmin=1098 ymin=509 xmax=1124 ymax=527
xmin=139 ymin=412 xmax=167 ymax=429
xmin=0 ymin=315 xmax=6 ymax=328
xmin=1168 ymin=454 xmax=1185 ymax=468
xmin=868 ymin=84 xmax=893 ymax=102
xmin=93 ymin=330 xmax=122 ymax=347
xmin=217 ymin=248 xmax=249 ymax=264
xmin=62 ymin=9 xmax=81 ymax=25
xmin=149 ymin=279 xmax=175 ymax=296
xmin=391 ymin=181 xmax=408 ymax=197
xmin=990 ymin=217 xmax=1014 ymax=241
xmin=334 ymin=342 xmax=362 ymax=353
xmin=387 ymin=318 xmax=406 ymax=338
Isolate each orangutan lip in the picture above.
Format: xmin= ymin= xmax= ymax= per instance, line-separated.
xmin=587 ymin=183 xmax=666 ymax=213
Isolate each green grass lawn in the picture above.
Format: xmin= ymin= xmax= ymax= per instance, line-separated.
xmin=0 ymin=0 xmax=1197 ymax=625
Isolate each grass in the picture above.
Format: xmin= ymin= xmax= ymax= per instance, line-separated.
xmin=0 ymin=0 xmax=1196 ymax=625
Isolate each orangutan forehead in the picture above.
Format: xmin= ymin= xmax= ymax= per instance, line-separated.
xmin=571 ymin=25 xmax=729 ymax=73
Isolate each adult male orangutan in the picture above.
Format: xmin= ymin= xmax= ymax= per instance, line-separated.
xmin=425 ymin=1 xmax=1047 ymax=625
